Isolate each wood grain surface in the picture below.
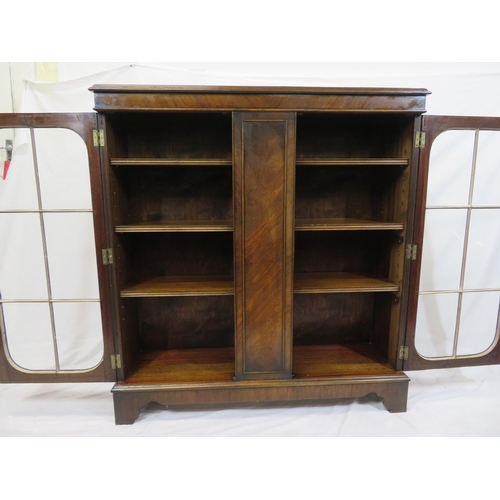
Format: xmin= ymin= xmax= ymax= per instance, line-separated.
xmin=233 ymin=112 xmax=296 ymax=380
xmin=121 ymin=275 xmax=234 ymax=297
xmin=295 ymin=218 xmax=404 ymax=231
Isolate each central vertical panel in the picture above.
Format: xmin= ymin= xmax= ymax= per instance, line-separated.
xmin=233 ymin=112 xmax=296 ymax=380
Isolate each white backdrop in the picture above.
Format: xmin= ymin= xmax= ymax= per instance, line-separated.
xmin=1 ymin=62 xmax=500 ymax=436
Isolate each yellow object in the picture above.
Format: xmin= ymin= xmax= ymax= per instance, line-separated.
xmin=36 ymin=62 xmax=58 ymax=82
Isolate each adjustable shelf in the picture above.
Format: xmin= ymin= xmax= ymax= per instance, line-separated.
xmin=295 ymin=218 xmax=404 ymax=231
xmin=294 ymin=272 xmax=399 ymax=294
xmin=121 ymin=272 xmax=397 ymax=298
xmin=110 ymin=158 xmax=232 ymax=167
xmin=115 ymin=220 xmax=233 ymax=233
xmin=121 ymin=275 xmax=234 ymax=297
xmin=296 ymin=158 xmax=409 ymax=167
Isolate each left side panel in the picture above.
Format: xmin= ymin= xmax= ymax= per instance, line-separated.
xmin=0 ymin=113 xmax=116 ymax=382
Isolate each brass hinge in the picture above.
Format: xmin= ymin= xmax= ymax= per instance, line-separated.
xmin=399 ymin=346 xmax=409 ymax=360
xmin=415 ymin=131 xmax=426 ymax=148
xmin=93 ymin=129 xmax=105 ymax=147
xmin=406 ymin=244 xmax=417 ymax=260
xmin=111 ymin=354 xmax=122 ymax=369
xmin=102 ymin=248 xmax=113 ymax=265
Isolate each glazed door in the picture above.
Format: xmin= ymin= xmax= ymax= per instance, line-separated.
xmin=0 ymin=113 xmax=116 ymax=382
xmin=405 ymin=115 xmax=500 ymax=370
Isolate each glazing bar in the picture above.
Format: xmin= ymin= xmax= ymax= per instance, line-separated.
xmin=30 ymin=128 xmax=60 ymax=372
xmin=0 ymin=299 xmax=100 ymax=303
xmin=420 ymin=288 xmax=500 ymax=295
xmin=0 ymin=209 xmax=93 ymax=213
xmin=426 ymin=205 xmax=500 ymax=210
xmin=451 ymin=129 xmax=480 ymax=358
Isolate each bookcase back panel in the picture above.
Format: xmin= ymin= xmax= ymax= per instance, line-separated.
xmin=293 ymin=293 xmax=375 ymax=345
xmin=296 ymin=114 xmax=414 ymax=159
xmin=116 ymin=166 xmax=232 ymax=224
xmin=121 ymin=232 xmax=234 ymax=283
xmin=293 ymin=291 xmax=394 ymax=372
xmin=294 ymin=231 xmax=392 ymax=276
xmin=135 ymin=296 xmax=234 ymax=350
xmin=295 ymin=165 xmax=403 ymax=220
xmin=107 ymin=112 xmax=232 ymax=159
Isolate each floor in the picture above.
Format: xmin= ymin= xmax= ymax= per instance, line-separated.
xmin=1 ymin=364 xmax=499 ymax=436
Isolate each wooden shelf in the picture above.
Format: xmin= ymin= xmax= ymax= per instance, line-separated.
xmin=121 ymin=272 xmax=397 ymax=297
xmin=111 ymin=158 xmax=407 ymax=167
xmin=123 ymin=344 xmax=396 ymax=385
xmin=296 ymin=158 xmax=409 ymax=167
xmin=294 ymin=272 xmax=399 ymax=294
xmin=116 ymin=220 xmax=233 ymax=233
xmin=110 ymin=158 xmax=232 ymax=167
xmin=295 ymin=218 xmax=404 ymax=231
xmin=121 ymin=275 xmax=234 ymax=297
xmin=292 ymin=344 xmax=396 ymax=378
xmin=125 ymin=348 xmax=235 ymax=384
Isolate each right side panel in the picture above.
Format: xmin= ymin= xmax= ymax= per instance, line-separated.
xmin=405 ymin=116 xmax=500 ymax=370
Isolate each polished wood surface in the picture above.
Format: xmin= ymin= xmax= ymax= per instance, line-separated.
xmin=0 ymin=112 xmax=95 ymax=134
xmin=90 ymin=86 xmax=429 ymax=115
xmin=233 ymin=112 xmax=295 ymax=380
xmin=293 ymin=344 xmax=394 ymax=378
xmin=99 ymin=113 xmax=137 ymax=381
xmin=296 ymin=158 xmax=409 ymax=166
xmin=116 ymin=217 xmax=404 ymax=232
xmin=121 ymin=275 xmax=233 ymax=297
xmin=295 ymin=218 xmax=404 ymax=231
xmin=94 ymin=93 xmax=425 ymax=115
xmin=122 ymin=343 xmax=395 ymax=386
xmin=119 ymin=271 xmax=397 ymax=297
xmin=112 ymin=375 xmax=409 ymax=423
xmin=110 ymin=158 xmax=232 ymax=166
xmin=124 ymin=348 xmax=235 ymax=384
xmin=90 ymin=84 xmax=430 ymax=95
xmin=294 ymin=272 xmax=398 ymax=293
xmin=113 ymin=341 xmax=409 ymax=423
xmin=115 ymin=220 xmax=233 ymax=233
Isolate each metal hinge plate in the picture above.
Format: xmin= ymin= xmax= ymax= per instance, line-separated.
xmin=415 ymin=131 xmax=426 ymax=148
xmin=399 ymin=346 xmax=409 ymax=360
xmin=93 ymin=129 xmax=105 ymax=147
xmin=111 ymin=354 xmax=122 ymax=369
xmin=406 ymin=244 xmax=417 ymax=260
xmin=102 ymin=248 xmax=113 ymax=265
